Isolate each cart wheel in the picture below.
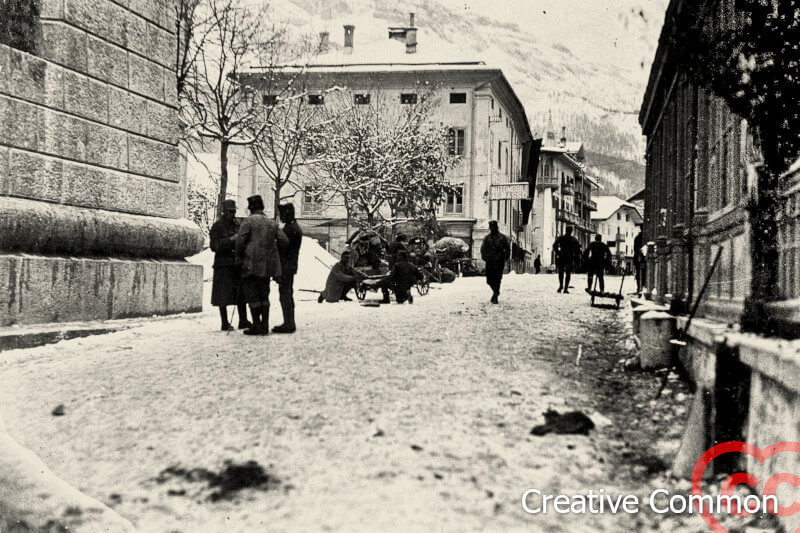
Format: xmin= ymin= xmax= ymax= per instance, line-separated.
xmin=417 ymin=279 xmax=429 ymax=296
xmin=355 ymin=285 xmax=367 ymax=300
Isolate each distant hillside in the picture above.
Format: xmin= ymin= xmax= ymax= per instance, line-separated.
xmin=269 ymin=0 xmax=667 ymax=196
xmin=584 ymin=150 xmax=645 ymax=198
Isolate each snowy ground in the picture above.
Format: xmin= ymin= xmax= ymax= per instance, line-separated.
xmin=1 ymin=274 xmax=710 ymax=532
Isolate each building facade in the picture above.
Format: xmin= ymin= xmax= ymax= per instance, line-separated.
xmin=530 ymin=126 xmax=597 ymax=269
xmin=591 ymin=196 xmax=643 ymax=274
xmin=238 ymin=17 xmax=537 ymax=263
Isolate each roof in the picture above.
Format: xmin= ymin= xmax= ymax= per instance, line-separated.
xmin=541 ymin=142 xmax=584 ymax=155
xmin=627 ymin=188 xmax=645 ymax=202
xmin=591 ymin=196 xmax=644 ymax=222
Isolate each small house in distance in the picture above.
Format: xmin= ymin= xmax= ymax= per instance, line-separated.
xmin=591 ymin=196 xmax=643 ymax=274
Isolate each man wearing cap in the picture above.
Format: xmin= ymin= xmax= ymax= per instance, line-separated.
xmin=480 ymin=220 xmax=511 ymax=304
xmin=553 ymin=226 xmax=581 ymax=294
xmin=209 ymin=199 xmax=250 ymax=331
xmin=318 ymin=251 xmax=365 ymax=303
xmin=235 ymin=195 xmax=286 ymax=335
xmin=274 ymin=203 xmax=302 ymax=334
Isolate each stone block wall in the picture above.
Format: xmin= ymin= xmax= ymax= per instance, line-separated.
xmin=0 ymin=0 xmax=204 ymax=326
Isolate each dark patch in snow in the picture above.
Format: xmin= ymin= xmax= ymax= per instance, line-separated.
xmin=155 ymin=460 xmax=281 ymax=501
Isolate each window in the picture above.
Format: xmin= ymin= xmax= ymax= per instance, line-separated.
xmin=308 ymin=94 xmax=324 ymax=105
xmin=626 ymin=214 xmax=630 ymax=222
xmin=543 ymin=158 xmax=554 ymax=178
xmin=448 ymin=128 xmax=466 ymax=156
xmin=490 ymin=98 xmax=494 ymax=109
xmin=505 ymin=147 xmax=508 ymax=175
xmin=445 ymin=186 xmax=464 ymax=214
xmin=499 ymin=108 xmax=502 ymax=119
xmin=400 ymin=93 xmax=417 ymax=104
xmin=303 ymin=186 xmax=322 ymax=213
xmin=262 ymin=94 xmax=277 ymax=106
xmin=497 ymin=141 xmax=502 ymax=169
xmin=617 ymin=212 xmax=621 ymax=220
xmin=354 ymin=93 xmax=370 ymax=105
xmin=449 ymin=92 xmax=467 ymax=104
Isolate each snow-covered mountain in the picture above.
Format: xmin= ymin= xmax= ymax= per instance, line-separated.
xmin=265 ymin=0 xmax=669 ymax=196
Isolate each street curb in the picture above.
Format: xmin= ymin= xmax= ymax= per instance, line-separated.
xmin=0 ymin=324 xmax=130 ymax=352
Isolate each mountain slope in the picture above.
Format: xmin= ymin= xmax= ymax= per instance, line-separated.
xmin=268 ymin=0 xmax=668 ymax=196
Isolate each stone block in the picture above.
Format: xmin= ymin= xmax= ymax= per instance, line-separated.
xmin=87 ymin=36 xmax=128 ymax=88
xmin=108 ymin=86 xmax=148 ymax=135
xmin=145 ymin=22 xmax=173 ymax=68
xmin=128 ymin=53 xmax=164 ymax=101
xmin=40 ymin=21 xmax=88 ymax=73
xmin=62 ymin=162 xmax=148 ymax=213
xmin=128 ymin=135 xmax=179 ymax=181
xmin=163 ymin=66 xmax=178 ymax=107
xmin=42 ymin=108 xmax=87 ymax=161
xmin=639 ymin=310 xmax=676 ymax=370
xmin=0 ymin=254 xmax=202 ymax=326
xmin=0 ymin=145 xmax=9 ymax=194
xmin=63 ymin=70 xmax=109 ymax=123
xmin=64 ymin=0 xmax=126 ymax=50
xmin=125 ymin=12 xmax=149 ymax=58
xmin=127 ymin=0 xmax=161 ymax=26
xmin=85 ymin=122 xmax=128 ymax=170
xmin=40 ymin=0 xmax=65 ymax=19
xmin=146 ymin=100 xmax=178 ymax=142
xmin=6 ymin=149 xmax=65 ymax=203
xmin=6 ymin=48 xmax=46 ymax=104
xmin=43 ymin=64 xmax=66 ymax=108
xmin=0 ymin=97 xmax=44 ymax=152
xmin=145 ymin=178 xmax=181 ymax=218
xmin=0 ymin=46 xmax=9 ymax=95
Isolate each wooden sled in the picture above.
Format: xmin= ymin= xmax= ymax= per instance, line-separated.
xmin=588 ymin=272 xmax=626 ymax=309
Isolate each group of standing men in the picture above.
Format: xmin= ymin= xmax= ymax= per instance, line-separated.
xmin=209 ymin=195 xmax=302 ymax=336
xmin=552 ymin=226 xmax=612 ymax=294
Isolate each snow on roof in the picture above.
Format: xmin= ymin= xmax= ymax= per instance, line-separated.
xmin=591 ymin=196 xmax=643 ymax=222
xmin=541 ymin=142 xmax=584 ymax=155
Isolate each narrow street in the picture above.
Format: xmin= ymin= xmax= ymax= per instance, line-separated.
xmin=0 ymin=274 xmax=699 ymax=532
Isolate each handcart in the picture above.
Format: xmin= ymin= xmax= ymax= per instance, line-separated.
xmin=588 ymin=272 xmax=626 ymax=308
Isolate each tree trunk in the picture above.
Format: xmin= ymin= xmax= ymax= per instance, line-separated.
xmin=741 ymin=139 xmax=782 ymax=336
xmin=274 ymin=181 xmax=281 ymax=220
xmin=216 ymin=141 xmax=229 ymax=219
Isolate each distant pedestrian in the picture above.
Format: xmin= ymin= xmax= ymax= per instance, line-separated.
xmin=553 ymin=226 xmax=581 ymax=294
xmin=235 ymin=195 xmax=285 ymax=336
xmin=389 ymin=250 xmax=423 ymax=304
xmin=585 ymin=234 xmax=611 ymax=293
xmin=318 ymin=251 xmax=364 ymax=303
xmin=209 ymin=200 xmax=250 ymax=331
xmin=480 ymin=221 xmax=511 ymax=304
xmin=533 ymin=255 xmax=542 ymax=274
xmin=274 ymin=203 xmax=302 ymax=334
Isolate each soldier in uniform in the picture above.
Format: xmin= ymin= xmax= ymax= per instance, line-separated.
xmin=209 ymin=200 xmax=249 ymax=331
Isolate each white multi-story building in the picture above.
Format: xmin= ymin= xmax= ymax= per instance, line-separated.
xmin=237 ymin=15 xmax=537 ymax=264
xmin=530 ymin=123 xmax=598 ymax=268
xmin=591 ymin=196 xmax=643 ymax=274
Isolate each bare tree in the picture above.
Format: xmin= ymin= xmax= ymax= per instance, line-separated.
xmin=181 ymin=0 xmax=270 ymax=218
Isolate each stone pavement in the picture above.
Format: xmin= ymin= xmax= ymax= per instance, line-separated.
xmin=0 ymin=274 xmax=706 ymax=532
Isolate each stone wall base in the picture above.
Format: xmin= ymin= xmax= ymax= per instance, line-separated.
xmin=0 ymin=253 xmax=202 ymax=326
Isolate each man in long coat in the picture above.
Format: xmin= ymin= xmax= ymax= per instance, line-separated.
xmin=585 ymin=234 xmax=612 ymax=293
xmin=480 ymin=221 xmax=511 ymax=304
xmin=274 ymin=203 xmax=302 ymax=334
xmin=209 ymin=199 xmax=250 ymax=330
xmin=235 ymin=195 xmax=286 ymax=335
xmin=553 ymin=226 xmax=581 ymax=294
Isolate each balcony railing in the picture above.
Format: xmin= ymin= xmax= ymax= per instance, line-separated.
xmin=537 ymin=175 xmax=559 ymax=189
xmin=586 ymin=199 xmax=597 ymax=210
xmin=561 ymin=183 xmax=574 ymax=196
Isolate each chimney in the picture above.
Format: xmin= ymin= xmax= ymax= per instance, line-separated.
xmin=318 ymin=31 xmax=330 ymax=53
xmin=406 ymin=13 xmax=417 ymax=54
xmin=343 ymin=25 xmax=354 ymax=54
xmin=560 ymin=126 xmax=567 ymax=147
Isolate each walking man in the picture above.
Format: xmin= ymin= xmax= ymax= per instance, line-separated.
xmin=585 ymin=234 xmax=611 ymax=293
xmin=480 ymin=221 xmax=511 ymax=304
xmin=633 ymin=229 xmax=644 ymax=294
xmin=533 ymin=254 xmax=542 ymax=274
xmin=274 ymin=203 xmax=302 ymax=334
xmin=553 ymin=226 xmax=581 ymax=294
xmin=236 ymin=195 xmax=285 ymax=336
xmin=209 ymin=200 xmax=250 ymax=331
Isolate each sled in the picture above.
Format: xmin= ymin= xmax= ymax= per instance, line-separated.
xmin=588 ymin=272 xmax=626 ymax=309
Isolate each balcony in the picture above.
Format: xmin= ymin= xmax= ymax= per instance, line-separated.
xmin=557 ymin=209 xmax=581 ymax=226
xmin=537 ymin=175 xmax=559 ymax=189
xmin=586 ymin=198 xmax=597 ymax=210
xmin=561 ymin=183 xmax=574 ymax=196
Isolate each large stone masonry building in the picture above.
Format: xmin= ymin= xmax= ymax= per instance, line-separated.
xmin=639 ymin=1 xmax=800 ymax=523
xmin=237 ymin=16 xmax=538 ymax=264
xmin=0 ymin=0 xmax=204 ymax=326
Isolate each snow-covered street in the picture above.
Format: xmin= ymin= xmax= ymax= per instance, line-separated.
xmin=0 ymin=274 xmax=701 ymax=532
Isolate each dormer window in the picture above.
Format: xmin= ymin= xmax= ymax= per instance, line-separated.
xmin=354 ymin=93 xmax=371 ymax=105
xmin=308 ymin=94 xmax=324 ymax=105
xmin=400 ymin=93 xmax=417 ymax=104
xmin=449 ymin=92 xmax=467 ymax=104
